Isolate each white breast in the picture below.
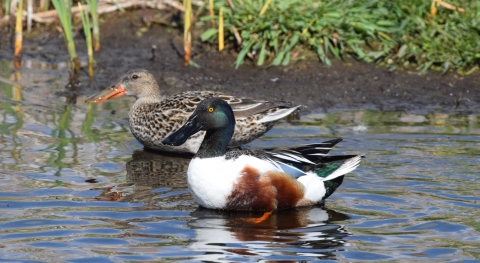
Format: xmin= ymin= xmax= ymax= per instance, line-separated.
xmin=187 ymin=155 xmax=280 ymax=209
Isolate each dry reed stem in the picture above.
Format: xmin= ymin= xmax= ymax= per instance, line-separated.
xmin=430 ymin=0 xmax=465 ymax=16
xmin=184 ymin=0 xmax=192 ymax=65
xmin=192 ymin=0 xmax=206 ymax=24
xmin=208 ymin=0 xmax=214 ymax=27
xmin=218 ymin=7 xmax=224 ymax=51
xmin=225 ymin=0 xmax=235 ymax=10
xmin=14 ymin=0 xmax=23 ymax=68
xmin=231 ymin=25 xmax=253 ymax=60
xmin=259 ymin=0 xmax=272 ymax=15
xmin=27 ymin=0 xmax=32 ymax=31
xmin=88 ymin=61 xmax=94 ymax=76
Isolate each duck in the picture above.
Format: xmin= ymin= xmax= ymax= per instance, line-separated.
xmin=85 ymin=69 xmax=300 ymax=154
xmin=162 ymin=98 xmax=362 ymax=212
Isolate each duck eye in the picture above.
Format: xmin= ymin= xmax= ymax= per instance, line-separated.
xmin=132 ymin=75 xmax=138 ymax=80
xmin=208 ymin=107 xmax=214 ymax=113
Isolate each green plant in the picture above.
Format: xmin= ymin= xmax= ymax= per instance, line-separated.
xmin=200 ymin=0 xmax=480 ymax=73
xmin=85 ymin=0 xmax=100 ymax=51
xmin=4 ymin=0 xmax=11 ymax=16
xmin=79 ymin=2 xmax=94 ymax=76
xmin=51 ymin=0 xmax=80 ymax=73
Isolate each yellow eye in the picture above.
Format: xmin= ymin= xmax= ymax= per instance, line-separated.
xmin=208 ymin=107 xmax=214 ymax=113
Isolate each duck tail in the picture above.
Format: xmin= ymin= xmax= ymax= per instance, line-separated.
xmin=256 ymin=105 xmax=301 ymax=123
xmin=318 ymin=155 xmax=362 ymax=200
xmin=321 ymin=155 xmax=362 ymax=182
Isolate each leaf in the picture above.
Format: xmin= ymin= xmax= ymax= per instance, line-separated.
xmin=189 ymin=60 xmax=201 ymax=68
xmin=257 ymin=41 xmax=267 ymax=66
xmin=235 ymin=40 xmax=254 ymax=69
xmin=397 ymin=44 xmax=407 ymax=58
xmin=366 ymin=50 xmax=385 ymax=60
xmin=376 ymin=20 xmax=397 ymax=27
xmin=200 ymin=16 xmax=216 ymax=22
xmin=270 ymin=50 xmax=286 ymax=66
xmin=420 ymin=61 xmax=434 ymax=74
xmin=314 ymin=43 xmax=331 ymax=66
xmin=252 ymin=41 xmax=263 ymax=50
xmin=286 ymin=33 xmax=299 ymax=51
xmin=201 ymin=28 xmax=218 ymax=42
xmin=327 ymin=41 xmax=341 ymax=60
xmin=282 ymin=51 xmax=291 ymax=66
xmin=441 ymin=61 xmax=450 ymax=75
xmin=271 ymin=37 xmax=278 ymax=53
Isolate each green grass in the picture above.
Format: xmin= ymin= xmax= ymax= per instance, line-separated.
xmin=79 ymin=2 xmax=94 ymax=76
xmin=85 ymin=0 xmax=100 ymax=51
xmin=4 ymin=0 xmax=11 ymax=16
xmin=200 ymin=0 xmax=480 ymax=73
xmin=51 ymin=0 xmax=80 ymax=73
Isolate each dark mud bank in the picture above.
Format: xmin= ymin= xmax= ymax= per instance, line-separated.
xmin=1 ymin=10 xmax=479 ymax=115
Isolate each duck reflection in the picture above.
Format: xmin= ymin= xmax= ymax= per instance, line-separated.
xmin=124 ymin=150 xmax=194 ymax=208
xmin=125 ymin=149 xmax=190 ymax=188
xmin=94 ymin=150 xmax=194 ymax=208
xmin=188 ymin=206 xmax=351 ymax=261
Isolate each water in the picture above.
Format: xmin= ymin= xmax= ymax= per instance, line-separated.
xmin=0 ymin=60 xmax=479 ymax=262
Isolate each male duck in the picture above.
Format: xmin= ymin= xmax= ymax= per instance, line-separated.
xmin=162 ymin=98 xmax=362 ymax=211
xmin=85 ymin=69 xmax=300 ymax=154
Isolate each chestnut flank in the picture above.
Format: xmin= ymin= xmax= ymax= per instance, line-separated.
xmin=226 ymin=166 xmax=306 ymax=211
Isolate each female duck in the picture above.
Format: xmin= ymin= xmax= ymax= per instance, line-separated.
xmin=162 ymin=98 xmax=362 ymax=211
xmin=85 ymin=69 xmax=300 ymax=154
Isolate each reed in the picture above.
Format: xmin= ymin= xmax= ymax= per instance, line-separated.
xmin=4 ymin=0 xmax=11 ymax=16
xmin=51 ymin=0 xmax=80 ymax=74
xmin=26 ymin=0 xmax=32 ymax=32
xmin=43 ymin=0 xmax=49 ymax=11
xmin=258 ymin=0 xmax=272 ymax=16
xmin=13 ymin=0 xmax=23 ymax=69
xmin=79 ymin=2 xmax=94 ymax=77
xmin=208 ymin=0 xmax=215 ymax=27
xmin=218 ymin=7 xmax=223 ymax=51
xmin=183 ymin=0 xmax=192 ymax=65
xmin=39 ymin=0 xmax=45 ymax=11
xmin=85 ymin=0 xmax=100 ymax=51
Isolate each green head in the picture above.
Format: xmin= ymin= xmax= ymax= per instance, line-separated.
xmin=162 ymin=98 xmax=235 ymax=157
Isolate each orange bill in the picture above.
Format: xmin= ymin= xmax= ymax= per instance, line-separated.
xmin=85 ymin=83 xmax=127 ymax=104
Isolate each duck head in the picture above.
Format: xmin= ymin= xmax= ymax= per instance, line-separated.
xmin=162 ymin=98 xmax=235 ymax=157
xmin=85 ymin=69 xmax=161 ymax=103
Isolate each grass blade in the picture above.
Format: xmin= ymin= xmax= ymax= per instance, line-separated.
xmin=235 ymin=39 xmax=254 ymax=69
xmin=85 ymin=0 xmax=100 ymax=51
xmin=79 ymin=2 xmax=94 ymax=76
xmin=257 ymin=41 xmax=267 ymax=66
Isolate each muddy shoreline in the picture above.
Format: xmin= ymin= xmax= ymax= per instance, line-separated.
xmin=1 ymin=9 xmax=479 ymax=115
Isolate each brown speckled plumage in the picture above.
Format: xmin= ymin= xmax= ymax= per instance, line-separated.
xmin=86 ymin=69 xmax=300 ymax=154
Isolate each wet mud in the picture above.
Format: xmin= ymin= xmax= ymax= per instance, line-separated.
xmin=1 ymin=9 xmax=479 ymax=115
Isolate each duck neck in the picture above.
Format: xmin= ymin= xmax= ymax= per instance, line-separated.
xmin=131 ymin=86 xmax=162 ymax=113
xmin=135 ymin=96 xmax=162 ymax=105
xmin=195 ymin=126 xmax=234 ymax=159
